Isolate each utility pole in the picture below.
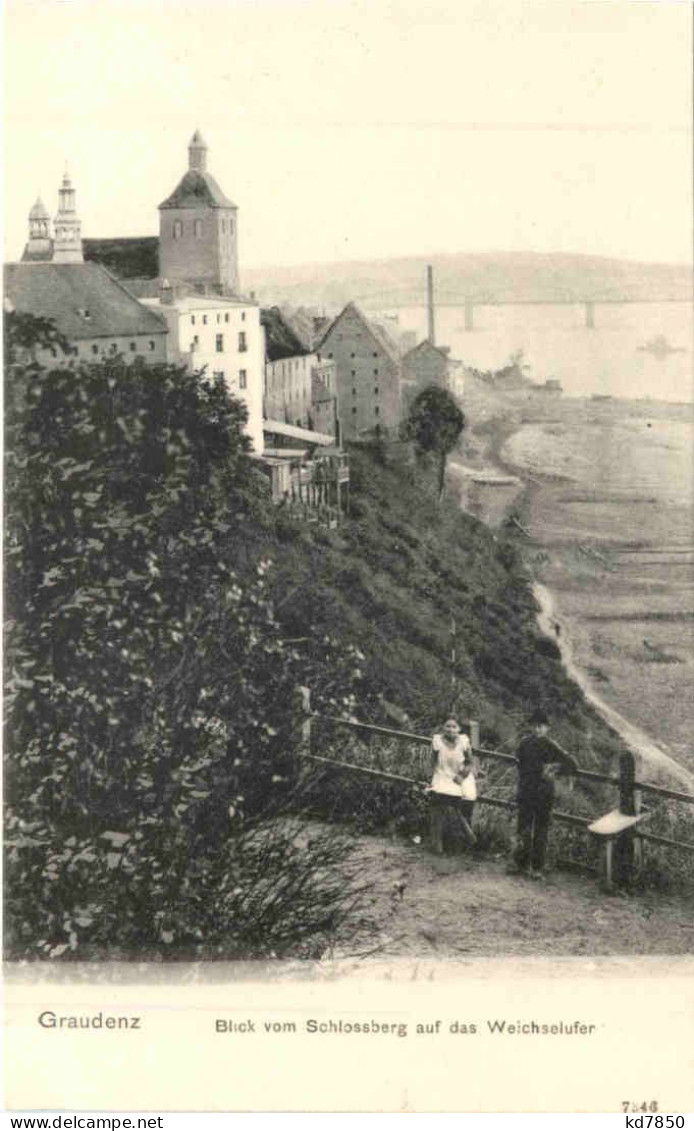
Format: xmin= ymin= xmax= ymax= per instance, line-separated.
xmin=427 ymin=264 xmax=436 ymax=345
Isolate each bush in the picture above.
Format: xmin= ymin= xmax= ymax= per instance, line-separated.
xmin=3 ymin=314 xmax=369 ymax=960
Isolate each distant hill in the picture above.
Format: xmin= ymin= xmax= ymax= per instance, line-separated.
xmin=242 ymin=251 xmax=693 ymax=310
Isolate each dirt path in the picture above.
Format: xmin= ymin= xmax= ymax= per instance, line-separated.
xmin=534 ymin=582 xmax=694 ymax=791
xmin=336 ymin=833 xmax=694 ymax=959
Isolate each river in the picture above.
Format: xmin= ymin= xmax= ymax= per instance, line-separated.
xmin=384 ymin=300 xmax=693 ymax=403
xmin=501 ymin=402 xmax=694 ymax=785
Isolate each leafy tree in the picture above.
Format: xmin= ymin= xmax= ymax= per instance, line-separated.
xmin=4 ymin=315 xmax=367 ymax=960
xmin=403 ymin=385 xmax=465 ymax=498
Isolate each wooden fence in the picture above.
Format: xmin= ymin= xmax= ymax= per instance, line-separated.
xmin=292 ymin=687 xmax=694 ymax=889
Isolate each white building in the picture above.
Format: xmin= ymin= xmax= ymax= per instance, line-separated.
xmin=143 ymin=287 xmax=264 ymax=453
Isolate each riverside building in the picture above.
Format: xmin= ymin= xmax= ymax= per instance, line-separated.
xmin=316 ymin=302 xmax=403 ymax=441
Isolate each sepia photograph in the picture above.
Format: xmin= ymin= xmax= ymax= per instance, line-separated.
xmin=3 ymin=0 xmax=694 ymax=1114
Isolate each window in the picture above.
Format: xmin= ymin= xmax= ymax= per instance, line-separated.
xmin=91 ymin=344 xmax=99 ymax=355
xmin=193 ymin=335 xmax=199 ymax=347
xmin=173 ymin=220 xmax=182 ymax=240
xmin=374 ymin=368 xmax=379 ymax=375
xmin=221 ymin=220 xmax=226 ymax=234
xmin=328 ymin=352 xmax=333 ymax=359
xmin=203 ymin=315 xmax=208 ymax=325
xmin=241 ymin=312 xmax=246 ymax=321
xmin=194 ymin=219 xmax=203 ymax=239
xmin=374 ymin=387 xmax=379 ymax=395
xmin=239 ymin=369 xmax=247 ymax=389
xmin=350 ymin=352 xmax=356 ymax=358
xmin=373 ymin=352 xmax=378 ymax=358
xmin=130 ymin=342 xmax=137 ymax=352
xmin=109 ymin=343 xmax=118 ymax=354
xmin=374 ymin=407 xmax=380 ymax=416
xmin=352 ymin=388 xmax=357 ymax=396
xmin=149 ymin=341 xmax=156 ymax=352
xmin=352 ymin=407 xmax=357 ymax=414
xmin=238 ymin=332 xmax=247 ymax=352
xmin=229 ymin=219 xmax=234 ymax=234
xmin=216 ymin=334 xmax=224 ymax=352
xmin=191 ymin=315 xmax=196 ymax=325
xmin=225 ymin=313 xmax=229 ymax=323
xmin=351 ymin=370 xmax=356 ymax=377
xmin=217 ymin=314 xmax=221 ymax=323
xmin=213 ymin=370 xmax=225 ymax=382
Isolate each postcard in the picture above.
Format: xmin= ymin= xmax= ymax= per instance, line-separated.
xmin=4 ymin=0 xmax=693 ymax=1115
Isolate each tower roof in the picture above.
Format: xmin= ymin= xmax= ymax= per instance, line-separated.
xmin=29 ymin=196 xmax=50 ymax=220
xmin=158 ymin=170 xmax=236 ymax=210
xmin=160 ymin=131 xmax=235 ymax=210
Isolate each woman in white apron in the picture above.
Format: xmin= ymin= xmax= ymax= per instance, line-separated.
xmin=428 ymin=718 xmax=477 ymax=854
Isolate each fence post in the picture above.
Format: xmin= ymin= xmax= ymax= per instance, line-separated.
xmin=618 ymin=750 xmax=637 ymax=884
xmin=619 ymin=750 xmax=636 ymax=815
xmin=632 ymin=784 xmax=644 ymax=875
xmin=469 ymin=720 xmax=480 ymax=750
xmin=291 ymin=686 xmax=312 ymax=773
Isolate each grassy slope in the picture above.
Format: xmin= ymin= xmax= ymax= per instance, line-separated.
xmin=263 ymin=443 xmax=626 ymax=776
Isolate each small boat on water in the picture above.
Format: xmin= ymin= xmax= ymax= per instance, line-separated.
xmin=637 ymin=335 xmax=685 ymax=359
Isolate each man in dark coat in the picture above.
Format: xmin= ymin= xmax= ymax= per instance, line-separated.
xmin=508 ymin=708 xmax=578 ymax=879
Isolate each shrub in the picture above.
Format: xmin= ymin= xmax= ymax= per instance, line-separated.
xmin=3 ymin=315 xmax=369 ymax=960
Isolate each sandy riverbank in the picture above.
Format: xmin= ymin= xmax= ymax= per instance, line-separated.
xmin=461 ymin=394 xmax=694 ymax=788
xmin=534 ymin=582 xmax=694 ymax=790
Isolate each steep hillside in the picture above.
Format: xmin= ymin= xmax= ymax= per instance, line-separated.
xmin=265 ymin=443 xmax=626 ymax=773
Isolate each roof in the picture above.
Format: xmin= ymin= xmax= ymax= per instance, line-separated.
xmin=261 ymin=307 xmax=311 ymax=361
xmin=190 ymin=129 xmax=207 ymax=147
xmin=318 ymin=302 xmax=401 ymax=366
xmin=143 ymin=293 xmax=256 ymax=311
xmin=29 ymin=197 xmax=50 ymax=220
xmin=21 ymin=240 xmax=54 ymax=263
xmin=4 ymin=262 xmax=168 ymax=340
xmin=83 ymin=237 xmax=159 ymax=280
xmin=158 ymin=170 xmax=236 ymax=211
xmin=279 ymin=306 xmax=322 ymax=351
xmin=262 ymin=419 xmax=334 ymax=446
xmin=403 ymin=339 xmax=451 ymax=363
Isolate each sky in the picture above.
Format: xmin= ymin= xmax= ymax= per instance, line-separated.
xmin=4 ymin=0 xmax=693 ymax=268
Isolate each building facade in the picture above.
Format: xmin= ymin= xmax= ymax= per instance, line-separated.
xmin=158 ymin=132 xmax=240 ymax=295
xmin=316 ymin=302 xmax=402 ymax=441
xmin=143 ymin=287 xmax=264 ymax=453
xmin=262 ymin=306 xmax=339 ymax=438
xmin=402 ymin=339 xmax=465 ymax=406
xmin=4 ymin=261 xmax=168 ymax=364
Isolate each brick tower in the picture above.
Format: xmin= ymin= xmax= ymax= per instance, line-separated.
xmin=158 ymin=131 xmax=239 ymax=295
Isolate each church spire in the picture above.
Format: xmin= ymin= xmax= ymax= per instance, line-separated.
xmin=53 ymin=168 xmax=83 ymax=263
xmin=188 ymin=130 xmax=208 ymax=172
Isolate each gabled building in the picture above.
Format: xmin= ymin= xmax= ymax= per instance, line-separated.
xmin=4 ymin=261 xmax=168 ymax=364
xmin=316 ymin=302 xmax=402 ymax=441
xmin=402 ymin=338 xmax=465 ymax=405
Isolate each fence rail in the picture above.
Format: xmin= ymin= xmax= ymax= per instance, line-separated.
xmin=314 ymin=710 xmax=694 ymax=806
xmin=299 ymin=700 xmax=694 ymax=875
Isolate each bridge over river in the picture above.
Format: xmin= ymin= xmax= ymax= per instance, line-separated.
xmin=354 ymin=288 xmax=691 ymax=330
